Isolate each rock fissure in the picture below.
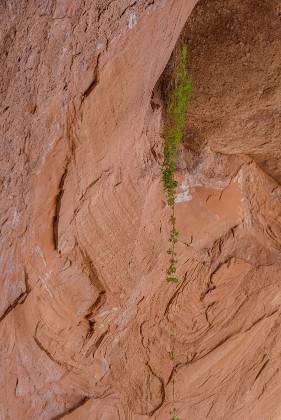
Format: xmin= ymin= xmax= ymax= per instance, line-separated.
xmin=51 ymin=397 xmax=90 ymax=420
xmin=146 ymin=362 xmax=166 ymax=417
xmin=2 ymin=0 xmax=281 ymax=418
xmin=33 ymin=333 xmax=70 ymax=370
xmin=0 ymin=290 xmax=28 ymax=323
xmin=81 ymin=53 xmax=101 ymax=102
xmin=53 ymin=161 xmax=70 ymax=251
xmin=119 ymin=1 xmax=137 ymax=18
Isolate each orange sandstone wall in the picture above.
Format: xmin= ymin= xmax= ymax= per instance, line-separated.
xmin=1 ymin=0 xmax=281 ymax=419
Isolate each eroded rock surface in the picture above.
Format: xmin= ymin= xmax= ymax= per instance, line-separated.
xmin=1 ymin=0 xmax=281 ymax=419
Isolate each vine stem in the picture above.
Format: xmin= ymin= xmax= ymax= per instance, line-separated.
xmin=161 ymin=45 xmax=192 ymax=420
xmin=172 ymin=204 xmax=176 ymax=259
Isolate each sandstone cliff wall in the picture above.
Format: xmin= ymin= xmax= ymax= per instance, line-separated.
xmin=1 ymin=0 xmax=281 ymax=419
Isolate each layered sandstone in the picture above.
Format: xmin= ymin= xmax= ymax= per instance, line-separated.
xmin=1 ymin=0 xmax=281 ymax=419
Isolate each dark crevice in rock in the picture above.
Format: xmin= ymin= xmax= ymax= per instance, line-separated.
xmin=51 ymin=397 xmax=90 ymax=420
xmin=33 ymin=324 xmax=71 ymax=370
xmin=94 ymin=328 xmax=109 ymax=352
xmin=145 ymin=0 xmax=155 ymax=9
xmin=86 ymin=291 xmax=106 ymax=320
xmin=146 ymin=362 xmax=166 ymax=417
xmin=139 ymin=321 xmax=148 ymax=350
xmin=0 ymin=290 xmax=28 ymax=323
xmin=86 ymin=320 xmax=95 ymax=339
xmin=164 ymin=278 xmax=186 ymax=317
xmin=78 ymin=246 xmax=106 ymax=293
xmin=0 ymin=267 xmax=29 ymax=322
xmin=53 ymin=162 xmax=69 ymax=251
xmin=119 ymin=1 xmax=137 ymax=18
xmin=81 ymin=54 xmax=101 ymax=101
xmin=253 ymin=359 xmax=270 ymax=383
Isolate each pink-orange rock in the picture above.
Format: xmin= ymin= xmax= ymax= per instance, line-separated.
xmin=1 ymin=0 xmax=281 ymax=419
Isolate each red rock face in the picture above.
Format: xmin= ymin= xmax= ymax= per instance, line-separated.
xmin=1 ymin=0 xmax=281 ymax=419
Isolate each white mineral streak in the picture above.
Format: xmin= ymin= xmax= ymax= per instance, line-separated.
xmin=128 ymin=13 xmax=138 ymax=29
xmin=175 ymin=177 xmax=192 ymax=203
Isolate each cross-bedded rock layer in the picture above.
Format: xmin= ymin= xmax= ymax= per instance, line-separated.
xmin=1 ymin=0 xmax=281 ymax=418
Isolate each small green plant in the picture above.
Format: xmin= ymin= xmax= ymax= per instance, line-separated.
xmin=171 ymin=406 xmax=180 ymax=420
xmin=161 ymin=45 xmax=192 ymax=420
xmin=161 ymin=46 xmax=192 ymax=284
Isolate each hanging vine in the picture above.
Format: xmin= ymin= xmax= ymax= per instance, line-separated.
xmin=161 ymin=45 xmax=192 ymax=420
xmin=161 ymin=46 xmax=192 ymax=284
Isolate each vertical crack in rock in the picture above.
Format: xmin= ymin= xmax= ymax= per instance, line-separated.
xmin=94 ymin=328 xmax=109 ymax=351
xmin=146 ymin=362 xmax=166 ymax=417
xmin=53 ymin=163 xmax=69 ymax=251
xmin=86 ymin=291 xmax=107 ymax=319
xmin=81 ymin=53 xmax=101 ymax=102
xmin=77 ymin=246 xmax=108 ymax=341
xmin=78 ymin=246 xmax=106 ymax=294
